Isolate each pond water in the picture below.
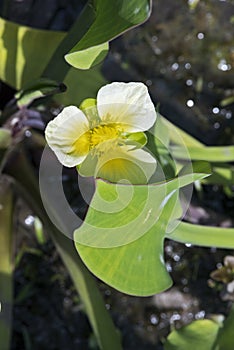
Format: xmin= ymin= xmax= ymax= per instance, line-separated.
xmin=105 ymin=0 xmax=234 ymax=146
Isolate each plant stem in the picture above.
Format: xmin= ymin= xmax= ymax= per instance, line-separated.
xmin=0 ymin=176 xmax=13 ymax=350
xmin=4 ymin=147 xmax=122 ymax=350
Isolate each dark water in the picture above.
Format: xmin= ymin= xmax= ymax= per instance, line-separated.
xmin=105 ymin=0 xmax=234 ymax=146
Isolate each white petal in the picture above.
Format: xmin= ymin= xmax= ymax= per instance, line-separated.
xmin=97 ymin=82 xmax=156 ymax=132
xmin=96 ymin=145 xmax=157 ymax=184
xmin=45 ymin=106 xmax=89 ymax=167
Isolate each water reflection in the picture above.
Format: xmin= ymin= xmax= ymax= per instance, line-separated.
xmin=197 ymin=32 xmax=205 ymax=39
xmin=217 ymin=59 xmax=231 ymax=71
xmin=213 ymin=107 xmax=220 ymax=114
xmin=108 ymin=0 xmax=234 ymax=145
xmin=187 ymin=99 xmax=195 ymax=107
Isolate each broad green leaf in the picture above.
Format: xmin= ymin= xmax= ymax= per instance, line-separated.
xmin=168 ymin=221 xmax=234 ymax=249
xmin=66 ymin=42 xmax=109 ymax=70
xmin=74 ymin=170 xmax=210 ymax=249
xmin=0 ymin=17 xmax=65 ymax=89
xmin=75 ymin=169 xmax=209 ymax=295
xmin=65 ymin=0 xmax=152 ymax=69
xmin=215 ymin=305 xmax=234 ymax=350
xmin=77 ymin=221 xmax=172 ymax=296
xmin=76 ymin=192 xmax=178 ymax=296
xmin=74 ymin=164 xmax=209 ymax=295
xmin=0 ymin=17 xmax=106 ymax=105
xmin=164 ymin=320 xmax=220 ymax=350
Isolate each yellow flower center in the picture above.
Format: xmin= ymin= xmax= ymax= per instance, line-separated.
xmin=90 ymin=124 xmax=120 ymax=148
xmin=72 ymin=123 xmax=124 ymax=156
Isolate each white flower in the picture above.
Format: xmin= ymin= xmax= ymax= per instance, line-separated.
xmin=45 ymin=82 xmax=157 ymax=184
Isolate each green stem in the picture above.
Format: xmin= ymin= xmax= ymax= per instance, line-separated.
xmin=170 ymin=145 xmax=234 ymax=162
xmin=167 ymin=221 xmax=234 ymax=249
xmin=42 ymin=1 xmax=96 ymax=81
xmin=0 ymin=176 xmax=13 ymax=350
xmin=4 ymin=148 xmax=122 ymax=350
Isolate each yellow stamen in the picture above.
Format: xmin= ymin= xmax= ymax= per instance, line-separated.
xmin=90 ymin=124 xmax=121 ymax=148
xmin=72 ymin=131 xmax=90 ymax=156
xmin=72 ymin=124 xmax=124 ymax=157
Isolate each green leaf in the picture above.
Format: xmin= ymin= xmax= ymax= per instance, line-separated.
xmin=0 ymin=17 xmax=106 ymax=105
xmin=126 ymin=132 xmax=148 ymax=148
xmin=0 ymin=128 xmax=11 ymax=173
xmin=168 ymin=221 xmax=234 ymax=249
xmin=65 ymin=0 xmax=152 ymax=69
xmin=77 ymin=220 xmax=173 ymax=296
xmin=149 ymin=114 xmax=170 ymax=148
xmin=0 ymin=17 xmax=65 ymax=89
xmin=15 ymin=78 xmax=66 ymax=107
xmin=6 ymin=150 xmax=122 ymax=350
xmin=74 ymin=168 xmax=209 ymax=295
xmin=164 ymin=319 xmax=220 ymax=350
xmin=150 ymin=140 xmax=177 ymax=181
xmin=61 ymin=65 xmax=106 ymax=105
xmin=76 ymin=192 xmax=177 ymax=296
xmin=79 ymin=98 xmax=97 ymax=110
xmin=147 ymin=116 xmax=180 ymax=180
xmin=160 ymin=115 xmax=234 ymax=163
xmin=161 ymin=115 xmax=204 ymax=148
xmin=215 ymin=305 xmax=234 ymax=350
xmin=0 ymin=181 xmax=14 ymax=350
xmin=0 ymin=128 xmax=11 ymax=149
xmin=171 ymin=144 xmax=234 ymax=162
xmin=75 ymin=170 xmax=210 ymax=249
xmin=34 ymin=217 xmax=46 ymax=245
xmin=178 ymin=161 xmax=211 ymax=177
xmin=65 ymin=42 xmax=109 ymax=70
xmin=220 ymin=95 xmax=234 ymax=107
xmin=203 ymin=163 xmax=234 ymax=185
